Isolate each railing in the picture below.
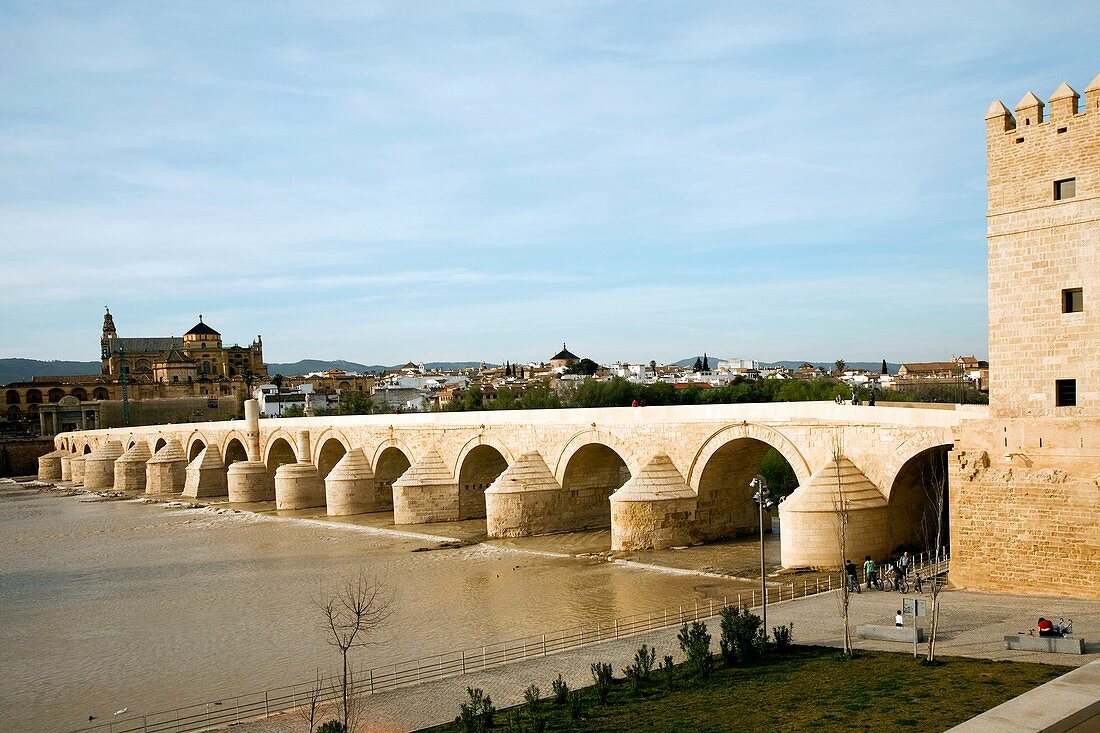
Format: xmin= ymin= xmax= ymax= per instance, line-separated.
xmin=67 ymin=547 xmax=949 ymax=733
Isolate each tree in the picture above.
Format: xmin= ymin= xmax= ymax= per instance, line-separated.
xmin=273 ymin=373 xmax=285 ymax=389
xmin=284 ymin=405 xmax=305 ymax=418
xmin=565 ymin=358 xmax=599 ymax=376
xmin=295 ymin=671 xmax=325 ymax=733
xmin=336 ymin=391 xmax=374 ymax=416
xmin=315 ymin=572 xmax=393 ymax=732
xmin=881 ymin=359 xmax=888 ymax=375
xmin=831 ymin=441 xmax=854 ymax=657
xmin=702 ymin=353 xmax=710 ymax=371
xmin=834 ymin=359 xmax=846 ymax=374
xmin=649 ymin=359 xmax=658 ymax=376
xmin=692 ymin=357 xmax=703 ymax=373
xmin=921 ymin=451 xmax=950 ymax=663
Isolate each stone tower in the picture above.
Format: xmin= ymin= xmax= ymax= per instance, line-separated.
xmin=985 ymin=74 xmax=1100 ymax=417
xmin=101 ymin=307 xmax=117 ymax=374
xmin=949 ymin=74 xmax=1100 ymax=598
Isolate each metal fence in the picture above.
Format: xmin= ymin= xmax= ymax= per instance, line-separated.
xmin=68 ymin=548 xmax=949 ymax=733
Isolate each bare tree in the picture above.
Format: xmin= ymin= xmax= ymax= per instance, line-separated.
xmin=295 ymin=670 xmax=325 ymax=733
xmin=830 ymin=439 xmax=854 ymax=656
xmin=315 ymin=572 xmax=394 ymax=731
xmin=921 ymin=452 xmax=949 ymax=663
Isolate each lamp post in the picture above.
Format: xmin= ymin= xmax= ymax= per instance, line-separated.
xmin=750 ymin=475 xmax=774 ymax=634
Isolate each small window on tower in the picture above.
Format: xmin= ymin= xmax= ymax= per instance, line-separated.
xmin=1055 ymin=379 xmax=1077 ymax=407
xmin=1063 ymin=288 xmax=1083 ymax=313
xmin=1054 ymin=178 xmax=1076 ymax=201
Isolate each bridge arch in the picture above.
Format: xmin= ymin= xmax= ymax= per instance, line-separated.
xmin=456 ymin=439 xmax=512 ymax=520
xmin=371 ymin=440 xmax=413 ymax=509
xmin=552 ymin=430 xmax=641 ymax=486
xmin=82 ymin=443 xmax=93 ymax=455
xmin=554 ymin=432 xmax=635 ymax=531
xmin=687 ymin=423 xmax=811 ymax=543
xmin=223 ymin=432 xmax=249 ymax=467
xmin=186 ymin=432 xmax=210 ymax=462
xmin=153 ymin=437 xmax=168 ymax=454
xmin=314 ymin=431 xmax=351 ymax=480
xmin=687 ymin=423 xmax=811 ymax=491
xmin=879 ymin=429 xmax=954 ymax=501
xmin=885 ymin=443 xmax=952 ymax=554
xmin=264 ymin=431 xmax=298 ymax=472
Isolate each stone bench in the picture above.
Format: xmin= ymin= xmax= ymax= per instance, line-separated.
xmin=856 ymin=625 xmax=925 ymax=643
xmin=1003 ymin=634 xmax=1084 ymax=654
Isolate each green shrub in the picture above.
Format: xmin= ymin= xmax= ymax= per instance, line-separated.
xmin=455 ymin=687 xmax=495 ymax=733
xmin=551 ymin=673 xmax=569 ymax=705
xmin=660 ymin=654 xmax=676 ymax=689
xmin=569 ymin=689 xmax=585 ymax=720
xmin=523 ymin=684 xmax=546 ymax=733
xmin=719 ymin=606 xmax=768 ymax=666
xmin=317 ymin=721 xmax=344 ymax=733
xmin=622 ymin=644 xmax=657 ymax=695
xmin=773 ymin=622 xmax=795 ymax=651
xmin=677 ymin=621 xmax=714 ymax=677
xmin=591 ymin=661 xmax=614 ymax=704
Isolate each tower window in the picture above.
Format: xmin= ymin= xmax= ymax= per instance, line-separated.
xmin=1055 ymin=379 xmax=1076 ymax=407
xmin=1063 ymin=288 xmax=1083 ymax=313
xmin=1054 ymin=178 xmax=1076 ymax=201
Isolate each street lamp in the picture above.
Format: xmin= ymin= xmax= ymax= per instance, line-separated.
xmin=750 ymin=475 xmax=774 ymax=635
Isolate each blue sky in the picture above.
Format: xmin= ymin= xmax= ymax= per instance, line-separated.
xmin=2 ymin=2 xmax=1097 ymax=365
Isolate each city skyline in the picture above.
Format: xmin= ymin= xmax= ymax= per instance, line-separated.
xmin=3 ymin=3 xmax=1098 ymax=364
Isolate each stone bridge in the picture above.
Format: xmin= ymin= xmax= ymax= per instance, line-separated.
xmin=40 ymin=402 xmax=986 ymax=568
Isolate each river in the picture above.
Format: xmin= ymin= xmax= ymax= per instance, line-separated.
xmin=0 ymin=481 xmax=780 ymax=732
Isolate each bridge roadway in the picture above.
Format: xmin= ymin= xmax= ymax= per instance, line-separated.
xmin=42 ymin=401 xmax=987 ymax=567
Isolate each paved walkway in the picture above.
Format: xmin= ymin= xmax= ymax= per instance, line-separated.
xmin=231 ymin=588 xmax=1100 ymax=733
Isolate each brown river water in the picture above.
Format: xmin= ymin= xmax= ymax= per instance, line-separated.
xmin=0 ymin=481 xmax=782 ymax=732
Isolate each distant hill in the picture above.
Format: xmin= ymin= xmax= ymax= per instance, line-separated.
xmin=264 ymin=359 xmax=494 ymax=376
xmin=0 ymin=358 xmax=101 ymax=385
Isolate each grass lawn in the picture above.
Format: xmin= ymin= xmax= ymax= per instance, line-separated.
xmin=422 ymin=646 xmax=1069 ymax=732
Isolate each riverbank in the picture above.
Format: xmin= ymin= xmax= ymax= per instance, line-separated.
xmin=0 ymin=477 xmax=765 ymax=733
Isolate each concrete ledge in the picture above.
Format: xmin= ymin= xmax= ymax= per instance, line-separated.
xmin=1003 ymin=634 xmax=1084 ymax=654
xmin=857 ymin=624 xmax=925 ymax=643
xmin=947 ymin=658 xmax=1100 ymax=732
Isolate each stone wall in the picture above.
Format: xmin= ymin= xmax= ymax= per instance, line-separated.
xmin=0 ymin=438 xmax=54 ymax=476
xmin=950 ymin=417 xmax=1100 ymax=598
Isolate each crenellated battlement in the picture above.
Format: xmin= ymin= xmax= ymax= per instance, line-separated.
xmin=986 ymin=73 xmax=1100 ymax=138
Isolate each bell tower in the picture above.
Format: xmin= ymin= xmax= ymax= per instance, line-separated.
xmin=101 ymin=306 xmax=117 ymax=374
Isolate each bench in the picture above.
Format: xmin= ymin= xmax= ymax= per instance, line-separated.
xmin=856 ymin=625 xmax=925 ymax=643
xmin=1003 ymin=634 xmax=1084 ymax=654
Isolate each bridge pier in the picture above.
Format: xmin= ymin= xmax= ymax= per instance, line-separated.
xmin=610 ymin=454 xmax=697 ymax=551
xmin=274 ymin=431 xmax=325 ymax=510
xmin=60 ymin=454 xmax=73 ymax=481
xmin=114 ymin=442 xmax=152 ymax=492
xmin=84 ymin=441 xmax=124 ymax=490
xmin=146 ymin=440 xmax=187 ymax=494
xmin=69 ymin=455 xmax=86 ymax=485
xmin=228 ymin=461 xmax=275 ymax=502
xmin=778 ymin=455 xmax=890 ymax=569
xmin=324 ymin=448 xmax=377 ymax=516
xmin=485 ymin=452 xmax=570 ymax=537
xmin=37 ymin=449 xmax=63 ymax=482
xmin=183 ymin=445 xmax=228 ymax=498
xmin=392 ymin=450 xmax=459 ymax=524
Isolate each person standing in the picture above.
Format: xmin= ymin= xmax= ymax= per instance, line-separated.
xmin=898 ymin=550 xmax=912 ymax=579
xmin=845 ymin=559 xmax=860 ymax=593
xmin=863 ymin=555 xmax=877 ymax=591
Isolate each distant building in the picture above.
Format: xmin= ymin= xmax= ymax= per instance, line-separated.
xmin=549 ymin=344 xmax=580 ymax=370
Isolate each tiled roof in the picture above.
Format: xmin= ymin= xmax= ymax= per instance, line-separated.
xmin=111 ymin=337 xmax=184 ymax=354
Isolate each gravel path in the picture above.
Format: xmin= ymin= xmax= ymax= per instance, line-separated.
xmin=228 ymin=588 xmax=1100 ymax=733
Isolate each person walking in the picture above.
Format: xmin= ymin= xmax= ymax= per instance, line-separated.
xmin=863 ymin=555 xmax=877 ymax=591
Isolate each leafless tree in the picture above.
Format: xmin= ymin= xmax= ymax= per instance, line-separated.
xmin=315 ymin=571 xmax=394 ymax=731
xmin=920 ymin=451 xmax=949 ymax=663
xmin=295 ymin=670 xmax=325 ymax=733
xmin=830 ymin=439 xmax=854 ymax=656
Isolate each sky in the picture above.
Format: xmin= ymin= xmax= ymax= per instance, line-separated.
xmin=2 ymin=2 xmax=1098 ymax=366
